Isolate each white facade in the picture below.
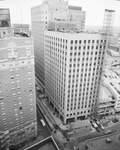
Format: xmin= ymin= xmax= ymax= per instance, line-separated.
xmin=44 ymin=31 xmax=106 ymax=124
xmin=31 ymin=0 xmax=86 ymax=89
xmin=102 ymin=9 xmax=115 ymax=35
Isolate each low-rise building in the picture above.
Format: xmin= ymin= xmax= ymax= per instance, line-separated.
xmin=13 ymin=24 xmax=30 ymax=35
xmin=68 ymin=119 xmax=91 ymax=135
xmin=86 ymin=131 xmax=120 ymax=150
xmin=98 ymin=69 xmax=120 ymax=115
xmin=24 ymin=136 xmax=60 ymax=150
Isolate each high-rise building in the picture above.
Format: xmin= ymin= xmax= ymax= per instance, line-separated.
xmin=0 ymin=28 xmax=37 ymax=150
xmin=67 ymin=6 xmax=86 ymax=31
xmin=44 ymin=30 xmax=106 ymax=124
xmin=31 ymin=0 xmax=86 ymax=92
xmin=102 ymin=9 xmax=115 ymax=35
xmin=0 ymin=8 xmax=11 ymax=27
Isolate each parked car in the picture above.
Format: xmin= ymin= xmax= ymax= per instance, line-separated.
xmin=104 ymin=129 xmax=112 ymax=135
xmin=113 ymin=118 xmax=119 ymax=123
xmin=92 ymin=122 xmax=98 ymax=128
xmin=96 ymin=127 xmax=100 ymax=132
xmin=100 ymin=124 xmax=104 ymax=130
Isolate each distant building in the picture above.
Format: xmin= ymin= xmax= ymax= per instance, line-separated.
xmin=0 ymin=27 xmax=14 ymax=38
xmin=0 ymin=8 xmax=11 ymax=27
xmin=86 ymin=131 xmax=120 ymax=150
xmin=31 ymin=0 xmax=86 ymax=92
xmin=67 ymin=5 xmax=86 ymax=31
xmin=44 ymin=30 xmax=106 ymax=124
xmin=102 ymin=9 xmax=115 ymax=35
xmin=13 ymin=24 xmax=30 ymax=35
xmin=48 ymin=20 xmax=76 ymax=31
xmin=25 ymin=136 xmax=60 ymax=150
xmin=0 ymin=28 xmax=37 ymax=150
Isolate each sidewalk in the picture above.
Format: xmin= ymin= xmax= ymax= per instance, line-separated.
xmin=41 ymin=99 xmax=68 ymax=130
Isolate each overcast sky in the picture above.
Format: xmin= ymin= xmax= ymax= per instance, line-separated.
xmin=0 ymin=0 xmax=120 ymax=27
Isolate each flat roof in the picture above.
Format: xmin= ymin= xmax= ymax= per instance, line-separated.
xmin=72 ymin=119 xmax=91 ymax=129
xmin=99 ymin=85 xmax=113 ymax=104
xmin=46 ymin=30 xmax=104 ymax=35
xmin=24 ymin=136 xmax=60 ymax=150
xmin=86 ymin=131 xmax=120 ymax=150
xmin=102 ymin=69 xmax=120 ymax=96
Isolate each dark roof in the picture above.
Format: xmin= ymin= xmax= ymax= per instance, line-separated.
xmin=24 ymin=136 xmax=60 ymax=150
xmin=86 ymin=131 xmax=120 ymax=150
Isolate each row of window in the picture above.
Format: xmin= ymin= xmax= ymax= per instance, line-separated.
xmin=71 ymin=39 xmax=106 ymax=44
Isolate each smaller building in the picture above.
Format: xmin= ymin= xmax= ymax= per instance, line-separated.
xmin=67 ymin=5 xmax=86 ymax=31
xmin=0 ymin=8 xmax=11 ymax=27
xmin=86 ymin=131 xmax=120 ymax=150
xmin=0 ymin=27 xmax=14 ymax=38
xmin=48 ymin=20 xmax=76 ymax=31
xmin=98 ymin=69 xmax=120 ymax=115
xmin=68 ymin=119 xmax=91 ymax=135
xmin=13 ymin=24 xmax=30 ymax=35
xmin=25 ymin=136 xmax=60 ymax=150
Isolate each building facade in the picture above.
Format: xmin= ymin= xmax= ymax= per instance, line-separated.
xmin=0 ymin=28 xmax=37 ymax=150
xmin=67 ymin=5 xmax=86 ymax=31
xmin=0 ymin=9 xmax=11 ymax=27
xmin=98 ymin=69 xmax=120 ymax=116
xmin=44 ymin=30 xmax=106 ymax=124
xmin=13 ymin=24 xmax=30 ymax=35
xmin=102 ymin=9 xmax=115 ymax=35
xmin=31 ymin=0 xmax=86 ymax=92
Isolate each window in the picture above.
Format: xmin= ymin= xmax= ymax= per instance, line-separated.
xmin=19 ymin=107 xmax=22 ymax=110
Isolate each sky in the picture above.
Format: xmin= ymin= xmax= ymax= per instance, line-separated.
xmin=0 ymin=0 xmax=120 ymax=27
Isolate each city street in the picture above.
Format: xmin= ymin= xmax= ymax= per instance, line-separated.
xmin=37 ymin=107 xmax=51 ymax=138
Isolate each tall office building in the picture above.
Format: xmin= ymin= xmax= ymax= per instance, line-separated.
xmin=102 ymin=9 xmax=115 ymax=35
xmin=0 ymin=28 xmax=37 ymax=150
xmin=31 ymin=0 xmax=86 ymax=92
xmin=44 ymin=30 xmax=106 ymax=124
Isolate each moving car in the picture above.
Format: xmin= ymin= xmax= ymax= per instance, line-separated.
xmin=40 ymin=119 xmax=46 ymax=126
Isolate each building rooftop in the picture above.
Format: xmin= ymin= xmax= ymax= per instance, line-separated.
xmin=99 ymin=85 xmax=114 ymax=104
xmin=108 ymin=49 xmax=120 ymax=57
xmin=24 ymin=136 xmax=60 ymax=150
xmin=86 ymin=131 xmax=120 ymax=150
xmin=47 ymin=29 xmax=104 ymax=35
xmin=103 ymin=69 xmax=120 ymax=96
xmin=0 ymin=27 xmax=30 ymax=38
xmin=71 ymin=119 xmax=91 ymax=129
